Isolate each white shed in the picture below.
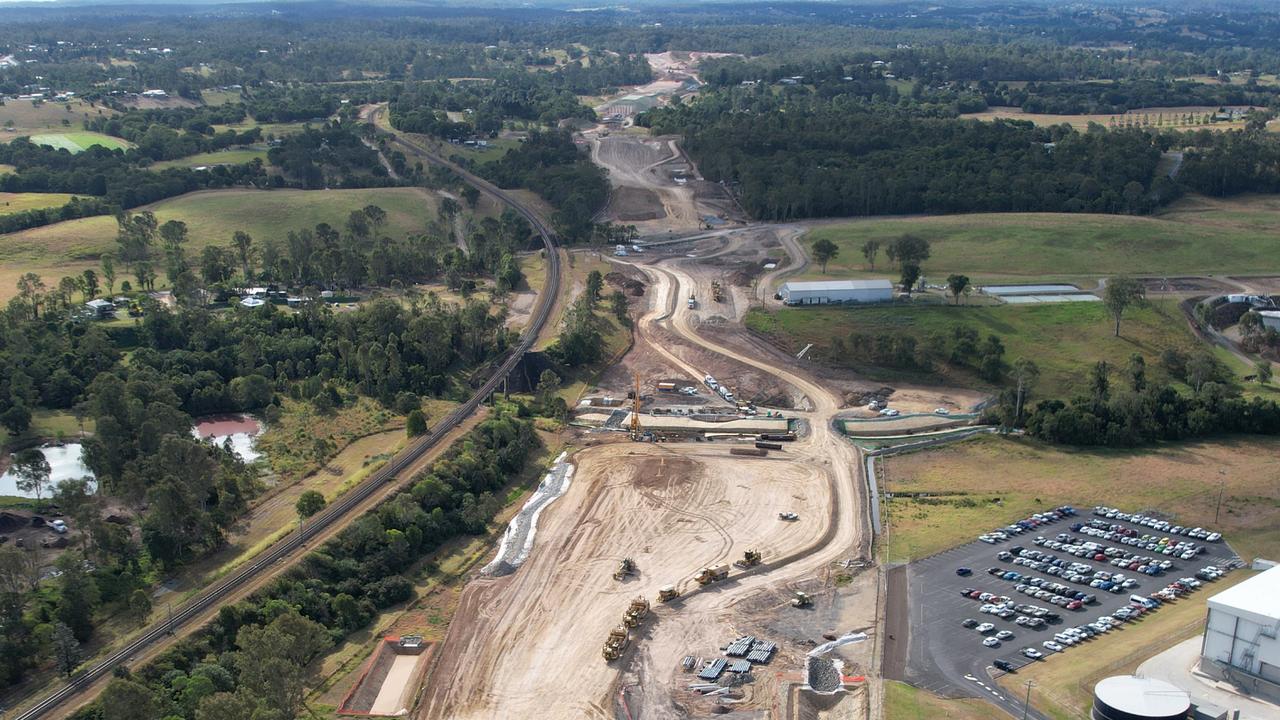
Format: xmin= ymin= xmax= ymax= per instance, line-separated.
xmin=778 ymin=279 xmax=893 ymax=306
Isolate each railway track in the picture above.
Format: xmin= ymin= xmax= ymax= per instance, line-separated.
xmin=9 ymin=122 xmax=561 ymax=720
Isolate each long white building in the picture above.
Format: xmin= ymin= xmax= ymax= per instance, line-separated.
xmin=778 ymin=279 xmax=893 ymax=306
xmin=1200 ymin=565 xmax=1280 ymax=701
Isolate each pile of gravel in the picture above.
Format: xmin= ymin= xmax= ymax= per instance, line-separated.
xmin=806 ymin=657 xmax=840 ymax=693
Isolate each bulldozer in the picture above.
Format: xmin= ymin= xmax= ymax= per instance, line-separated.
xmin=657 ymin=584 xmax=680 ymax=602
xmin=614 ymin=557 xmax=636 ymax=581
xmin=735 ymin=549 xmax=762 ymax=569
xmin=791 ymin=591 xmax=813 ymax=608
xmin=695 ymin=563 xmax=730 ymax=585
xmin=623 ymin=596 xmax=650 ymax=627
xmin=602 ymin=626 xmax=629 ymax=661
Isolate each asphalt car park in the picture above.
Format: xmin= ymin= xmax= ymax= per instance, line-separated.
xmin=896 ymin=505 xmax=1241 ymax=718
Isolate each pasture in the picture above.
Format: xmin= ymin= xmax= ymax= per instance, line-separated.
xmin=0 ymin=98 xmax=116 ymax=134
xmin=151 ymin=147 xmax=270 ymax=170
xmin=960 ymin=105 xmax=1255 ymax=132
xmin=745 ymin=300 xmax=1198 ymax=399
xmin=802 ymin=195 xmax=1280 ymax=280
xmin=0 ymin=187 xmax=444 ymax=299
xmin=0 ymin=192 xmax=79 ymax=215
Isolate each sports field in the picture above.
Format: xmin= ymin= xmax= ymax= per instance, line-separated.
xmin=0 ymin=192 xmax=79 ymax=215
xmin=803 ymin=195 xmax=1280 ymax=280
xmin=27 ymin=132 xmax=133 ymax=153
xmin=0 ymin=187 xmax=443 ymax=299
xmin=746 ymin=299 xmax=1197 ymax=399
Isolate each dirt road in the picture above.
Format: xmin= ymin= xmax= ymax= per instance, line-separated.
xmin=417 ymin=236 xmax=877 ymax=719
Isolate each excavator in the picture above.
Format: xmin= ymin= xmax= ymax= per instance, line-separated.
xmin=735 ymin=549 xmax=762 ymax=569
xmin=614 ymin=557 xmax=636 ymax=581
xmin=791 ymin=591 xmax=813 ymax=608
xmin=602 ymin=626 xmax=629 ymax=661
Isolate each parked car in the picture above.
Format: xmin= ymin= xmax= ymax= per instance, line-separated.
xmin=976 ymin=623 xmax=995 ymax=633
xmin=993 ymin=659 xmax=1014 ymax=671
xmin=983 ymin=637 xmax=1001 ymax=648
xmin=1022 ymin=648 xmax=1043 ymax=659
xmin=1043 ymin=641 xmax=1064 ymax=652
xmin=956 ymin=567 xmax=973 ymax=576
xmin=996 ymin=630 xmax=1015 ymax=640
xmin=961 ymin=618 xmax=979 ymax=628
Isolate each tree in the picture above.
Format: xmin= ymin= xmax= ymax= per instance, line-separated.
xmin=51 ymin=622 xmax=81 ymax=678
xmin=899 ymin=263 xmax=921 ymax=293
xmin=81 ymin=269 xmax=99 ymax=300
xmin=535 ymin=369 xmax=561 ymax=408
xmin=11 ymin=449 xmax=51 ymax=503
xmin=101 ymin=254 xmax=116 ymax=296
xmin=889 ymin=234 xmax=931 ymax=267
xmin=811 ymin=237 xmax=839 ymax=273
xmin=1010 ymin=358 xmax=1040 ymax=425
xmin=609 ymin=290 xmax=629 ymax=324
xmin=127 ymin=588 xmax=152 ymax=625
xmin=231 ymin=611 xmax=331 ymax=717
xmin=295 ymin=490 xmax=326 ymax=519
xmin=1255 ymin=360 xmax=1273 ymax=385
xmin=100 ymin=678 xmax=159 ymax=720
xmin=1102 ymin=275 xmax=1146 ymax=337
xmin=585 ymin=270 xmax=603 ymax=305
xmin=16 ymin=272 xmax=46 ymax=319
xmin=946 ymin=274 xmax=970 ymax=305
xmin=860 ymin=239 xmax=880 ymax=270
xmin=0 ymin=401 xmax=31 ymax=436
xmin=405 ymin=409 xmax=428 ymax=437
xmin=231 ymin=231 xmax=254 ymax=281
xmin=55 ymin=552 xmax=100 ymax=641
xmin=159 ymin=220 xmax=190 ymax=284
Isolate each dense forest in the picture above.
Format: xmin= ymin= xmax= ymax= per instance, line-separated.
xmin=477 ymin=130 xmax=608 ymax=243
xmin=645 ymin=93 xmax=1169 ymax=219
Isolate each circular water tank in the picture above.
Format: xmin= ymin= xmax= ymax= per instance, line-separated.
xmin=1092 ymin=675 xmax=1190 ymax=720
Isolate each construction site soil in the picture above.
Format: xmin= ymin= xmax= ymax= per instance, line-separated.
xmin=415 ymin=443 xmax=837 ymax=719
xmin=589 ymin=134 xmax=744 ymax=235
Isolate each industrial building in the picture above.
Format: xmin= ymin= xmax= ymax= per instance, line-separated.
xmin=1200 ymin=565 xmax=1280 ymax=701
xmin=777 ymin=279 xmax=893 ymax=306
xmin=1257 ymin=309 xmax=1280 ymax=332
xmin=1092 ymin=675 xmax=1190 ymax=720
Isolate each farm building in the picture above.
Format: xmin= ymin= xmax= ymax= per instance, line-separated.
xmin=1199 ymin=565 xmax=1280 ymax=702
xmin=84 ymin=298 xmax=116 ymax=319
xmin=778 ymin=279 xmax=893 ymax=306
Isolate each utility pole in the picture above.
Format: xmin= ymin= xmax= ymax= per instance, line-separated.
xmin=1214 ymin=472 xmax=1226 ymax=525
xmin=1021 ymin=680 xmax=1035 ymax=720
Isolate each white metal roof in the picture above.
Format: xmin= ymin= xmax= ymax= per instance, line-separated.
xmin=1093 ymin=675 xmax=1189 ymax=716
xmin=780 ymin=279 xmax=893 ymax=293
xmin=981 ymin=284 xmax=1083 ymax=296
xmin=1207 ymin=565 xmax=1280 ymax=626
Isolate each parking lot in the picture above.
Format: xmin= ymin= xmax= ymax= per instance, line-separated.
xmin=893 ymin=505 xmax=1242 ymax=718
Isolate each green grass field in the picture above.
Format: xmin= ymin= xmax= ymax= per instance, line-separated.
xmin=0 ymin=164 xmax=15 ymax=176
xmin=210 ymin=120 xmax=312 ymax=138
xmin=200 ymin=89 xmax=244 ymax=106
xmin=0 ymin=187 xmax=444 ymax=299
xmin=0 ymin=192 xmax=79 ymax=215
xmin=27 ymin=131 xmax=133 ymax=153
xmin=883 ymin=433 xmax=1280 ymax=564
xmin=151 ymin=147 xmax=269 ymax=170
xmin=746 ymin=299 xmax=1197 ymax=398
xmin=803 ymin=195 xmax=1280 ymax=280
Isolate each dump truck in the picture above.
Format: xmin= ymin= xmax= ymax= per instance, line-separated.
xmin=791 ymin=591 xmax=813 ymax=608
xmin=755 ymin=441 xmax=783 ymax=451
xmin=623 ymin=596 xmax=650 ymax=627
xmin=735 ymin=549 xmax=762 ymax=569
xmin=603 ymin=626 xmax=629 ymax=661
xmin=658 ymin=585 xmax=680 ymax=602
xmin=687 ymin=293 xmax=697 ymax=309
xmin=614 ymin=557 xmax=636 ymax=581
xmin=695 ymin=564 xmax=730 ymax=585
